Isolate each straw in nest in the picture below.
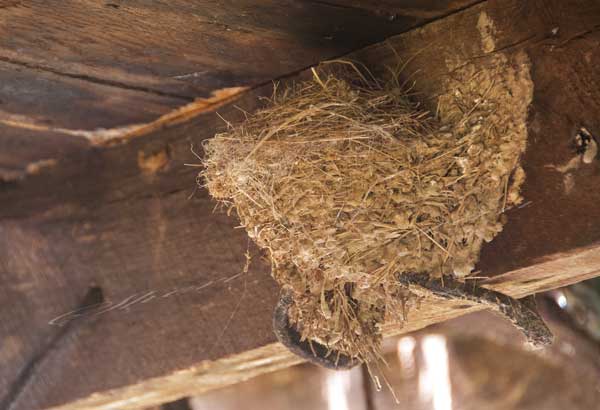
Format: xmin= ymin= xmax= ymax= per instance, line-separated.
xmin=201 ymin=59 xmax=537 ymax=364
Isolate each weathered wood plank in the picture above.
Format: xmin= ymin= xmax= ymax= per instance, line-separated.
xmin=0 ymin=0 xmax=479 ymax=95
xmin=0 ymin=127 xmax=87 ymax=183
xmin=0 ymin=60 xmax=188 ymax=132
xmin=1 ymin=0 xmax=600 ymax=410
xmin=34 ymin=247 xmax=600 ymax=410
xmin=0 ymin=0 xmax=475 ymax=133
xmin=318 ymin=0 xmax=482 ymax=19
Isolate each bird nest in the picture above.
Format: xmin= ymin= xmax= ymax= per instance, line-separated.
xmin=201 ymin=58 xmax=531 ymax=363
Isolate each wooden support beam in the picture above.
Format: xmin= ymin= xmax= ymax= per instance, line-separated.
xmin=37 ymin=244 xmax=600 ymax=410
xmin=0 ymin=0 xmax=477 ymax=135
xmin=1 ymin=1 xmax=600 ymax=410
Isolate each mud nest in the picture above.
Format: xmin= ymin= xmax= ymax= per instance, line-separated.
xmin=201 ymin=60 xmax=530 ymax=364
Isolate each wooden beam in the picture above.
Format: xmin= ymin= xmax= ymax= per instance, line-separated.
xmin=39 ymin=245 xmax=600 ymax=410
xmin=1 ymin=0 xmax=600 ymax=409
xmin=0 ymin=0 xmax=476 ymax=134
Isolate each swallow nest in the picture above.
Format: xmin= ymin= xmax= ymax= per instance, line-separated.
xmin=202 ymin=59 xmax=532 ymax=363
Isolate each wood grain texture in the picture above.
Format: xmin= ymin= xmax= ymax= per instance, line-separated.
xmin=317 ymin=0 xmax=482 ymax=18
xmin=34 ymin=248 xmax=600 ymax=410
xmin=0 ymin=60 xmax=187 ymax=131
xmin=0 ymin=0 xmax=475 ymax=134
xmin=1 ymin=0 xmax=600 ymax=409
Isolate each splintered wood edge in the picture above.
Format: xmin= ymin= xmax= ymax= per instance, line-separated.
xmin=48 ymin=242 xmax=600 ymax=410
xmin=0 ymin=86 xmax=248 ymax=146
